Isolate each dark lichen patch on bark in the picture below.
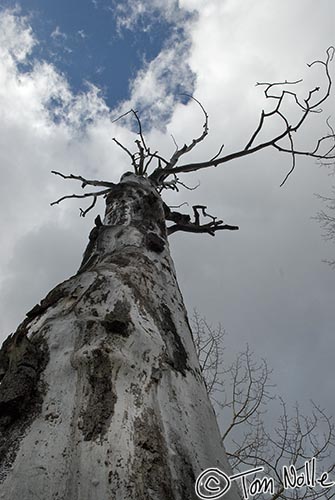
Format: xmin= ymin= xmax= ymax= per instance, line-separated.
xmin=82 ymin=275 xmax=107 ymax=306
xmin=132 ymin=408 xmax=175 ymax=500
xmin=0 ymin=329 xmax=48 ymax=420
xmin=101 ymin=300 xmax=131 ymax=337
xmin=134 ymin=192 xmax=167 ymax=239
xmin=26 ymin=285 xmax=66 ymax=320
xmin=140 ymin=192 xmax=162 ymax=219
xmin=0 ymin=330 xmax=49 ymax=482
xmin=160 ymin=304 xmax=188 ymax=376
xmin=145 ymin=232 xmax=165 ymax=253
xmin=80 ymin=349 xmax=117 ymax=441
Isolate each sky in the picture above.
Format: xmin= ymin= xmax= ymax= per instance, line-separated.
xmin=0 ymin=0 xmax=335 ymax=455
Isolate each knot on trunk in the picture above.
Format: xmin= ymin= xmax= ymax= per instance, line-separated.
xmin=101 ymin=300 xmax=132 ymax=337
xmin=0 ymin=327 xmax=48 ymax=427
xmin=145 ymin=232 xmax=165 ymax=253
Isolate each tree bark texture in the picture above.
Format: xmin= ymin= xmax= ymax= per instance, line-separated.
xmin=0 ymin=174 xmax=240 ymax=500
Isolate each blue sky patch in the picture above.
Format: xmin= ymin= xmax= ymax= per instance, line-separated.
xmin=5 ymin=0 xmax=191 ymax=111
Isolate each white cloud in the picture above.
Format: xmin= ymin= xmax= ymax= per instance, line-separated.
xmin=51 ymin=25 xmax=67 ymax=40
xmin=109 ymin=0 xmax=196 ymax=128
xmin=0 ymin=7 xmax=35 ymax=62
xmin=77 ymin=29 xmax=87 ymax=39
xmin=117 ymin=34 xmax=195 ymax=129
xmin=111 ymin=0 xmax=191 ymax=32
xmin=0 ymin=9 xmax=135 ymax=333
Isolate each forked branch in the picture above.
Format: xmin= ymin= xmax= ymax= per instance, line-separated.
xmin=166 ymin=94 xmax=209 ymax=170
xmin=51 ymin=170 xmax=115 ymax=188
xmin=50 ymin=171 xmax=115 ymax=217
xmin=112 ymin=108 xmax=151 ymax=175
xmin=149 ymin=47 xmax=335 ymax=187
xmin=165 ymin=203 xmax=239 ymax=236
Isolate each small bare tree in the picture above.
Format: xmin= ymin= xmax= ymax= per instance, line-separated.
xmin=315 ymin=186 xmax=335 ymax=268
xmin=192 ymin=313 xmax=335 ymax=500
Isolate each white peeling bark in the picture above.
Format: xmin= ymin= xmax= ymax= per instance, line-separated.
xmin=0 ymin=174 xmax=240 ymax=500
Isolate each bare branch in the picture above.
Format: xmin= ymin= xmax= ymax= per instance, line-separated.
xmin=51 ymin=170 xmax=115 ymax=188
xmin=168 ymin=202 xmax=189 ymax=209
xmin=151 ymin=48 xmax=335 ymax=187
xmin=165 ymin=203 xmax=238 ymax=236
xmin=144 ymin=150 xmax=158 ymax=173
xmin=170 ymin=134 xmax=179 ymax=151
xmin=193 ymin=205 xmax=216 ymax=225
xmin=131 ymin=108 xmax=149 ymax=155
xmin=177 ymin=179 xmax=200 ymax=191
xmin=149 ymin=153 xmax=170 ymax=166
xmin=112 ymin=108 xmax=152 ymax=175
xmin=157 ymin=128 xmax=295 ymax=176
xmin=279 ymin=129 xmax=296 ymax=186
xmin=79 ymin=196 xmax=97 ymax=217
xmin=111 ymin=109 xmax=134 ymax=123
xmin=168 ymin=221 xmax=239 ymax=236
xmin=50 ymin=170 xmax=115 ymax=216
xmin=135 ymin=139 xmax=145 ymax=175
xmin=149 ymin=94 xmax=210 ymax=185
xmin=50 ymin=188 xmax=111 ymax=207
xmin=210 ymin=143 xmax=225 ymax=162
xmin=167 ymin=94 xmax=209 ymax=168
xmin=158 ymin=174 xmax=200 ymax=193
xmin=112 ymin=107 xmax=148 ymax=158
xmin=112 ymin=137 xmax=139 ymax=173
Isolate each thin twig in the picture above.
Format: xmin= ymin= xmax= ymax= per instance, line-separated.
xmin=50 ymin=188 xmax=111 ymax=207
xmin=51 ymin=170 xmax=114 ymax=188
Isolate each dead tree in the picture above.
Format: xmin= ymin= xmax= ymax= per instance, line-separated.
xmin=0 ymin=48 xmax=334 ymax=500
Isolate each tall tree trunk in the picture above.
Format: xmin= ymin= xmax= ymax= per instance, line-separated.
xmin=0 ymin=174 xmax=240 ymax=500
